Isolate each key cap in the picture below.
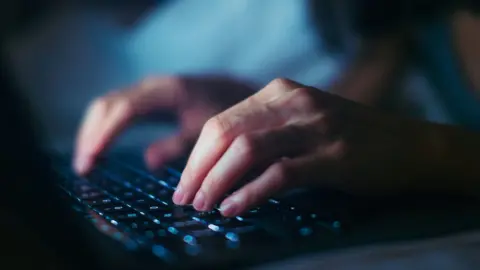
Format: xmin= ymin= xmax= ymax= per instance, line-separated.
xmin=147 ymin=205 xmax=170 ymax=213
xmin=159 ymin=212 xmax=192 ymax=224
xmin=79 ymin=191 xmax=104 ymax=200
xmin=86 ymin=198 xmax=113 ymax=206
xmin=130 ymin=198 xmax=149 ymax=207
xmin=130 ymin=219 xmax=162 ymax=231
xmin=74 ymin=184 xmax=94 ymax=193
xmin=195 ymin=210 xmax=222 ymax=219
xmin=101 ymin=205 xmax=129 ymax=213
xmin=190 ymin=229 xmax=217 ymax=237
xmin=156 ymin=188 xmax=174 ymax=202
xmin=113 ymin=212 xmax=140 ymax=221
xmin=173 ymin=220 xmax=206 ymax=230
xmin=143 ymin=182 xmax=158 ymax=192
xmin=218 ymin=218 xmax=252 ymax=229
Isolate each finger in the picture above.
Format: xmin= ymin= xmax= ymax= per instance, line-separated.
xmin=191 ymin=125 xmax=312 ymax=211
xmin=124 ymin=77 xmax=185 ymax=114
xmin=174 ymin=81 xmax=313 ymax=205
xmin=219 ymin=155 xmax=323 ymax=217
xmin=144 ymin=134 xmax=188 ymax=170
xmin=74 ymin=78 xmax=184 ymax=175
xmin=74 ymin=95 xmax=134 ymax=175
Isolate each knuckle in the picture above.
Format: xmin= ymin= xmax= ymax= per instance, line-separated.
xmin=89 ymin=96 xmax=110 ymax=114
xmin=88 ymin=89 xmax=127 ymax=113
xmin=162 ymin=76 xmax=183 ymax=88
xmin=268 ymin=78 xmax=295 ymax=91
xmin=292 ymin=87 xmax=316 ymax=110
xmin=328 ymin=140 xmax=348 ymax=160
xmin=311 ymin=114 xmax=330 ymax=134
xmin=140 ymin=76 xmax=161 ymax=89
xmin=204 ymin=115 xmax=231 ymax=141
xmin=112 ymin=96 xmax=135 ymax=120
xmin=140 ymin=76 xmax=183 ymax=90
xmin=115 ymin=96 xmax=133 ymax=112
xmin=244 ymin=95 xmax=259 ymax=107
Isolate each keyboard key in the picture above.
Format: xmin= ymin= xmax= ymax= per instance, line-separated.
xmin=86 ymin=198 xmax=113 ymax=206
xmin=143 ymin=182 xmax=157 ymax=192
xmin=170 ymin=206 xmax=196 ymax=219
xmin=218 ymin=218 xmax=252 ymax=229
xmin=195 ymin=210 xmax=223 ymax=219
xmin=150 ymin=168 xmax=180 ymax=187
xmin=165 ymin=175 xmax=180 ymax=186
xmin=239 ymin=205 xmax=281 ymax=218
xmin=190 ymin=229 xmax=217 ymax=237
xmin=79 ymin=191 xmax=104 ymax=200
xmin=130 ymin=220 xmax=162 ymax=231
xmin=113 ymin=212 xmax=140 ymax=221
xmin=109 ymin=185 xmax=127 ymax=195
xmin=74 ymin=184 xmax=94 ymax=193
xmin=147 ymin=205 xmax=170 ymax=212
xmin=159 ymin=212 xmax=192 ymax=224
xmin=127 ymin=197 xmax=169 ymax=212
xmin=144 ymin=230 xmax=156 ymax=239
xmin=151 ymin=235 xmax=192 ymax=254
xmin=173 ymin=220 xmax=206 ymax=230
xmin=119 ymin=192 xmax=141 ymax=203
xmin=156 ymin=188 xmax=173 ymax=201
xmin=130 ymin=198 xmax=149 ymax=207
xmin=122 ymin=191 xmax=135 ymax=198
xmin=101 ymin=205 xmax=129 ymax=213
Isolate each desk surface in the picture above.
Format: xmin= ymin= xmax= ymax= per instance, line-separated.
xmin=255 ymin=230 xmax=480 ymax=270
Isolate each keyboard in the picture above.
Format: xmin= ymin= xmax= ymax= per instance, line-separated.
xmin=52 ymin=154 xmax=343 ymax=267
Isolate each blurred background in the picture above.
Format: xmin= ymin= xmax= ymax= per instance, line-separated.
xmin=0 ymin=0 xmax=478 ymax=150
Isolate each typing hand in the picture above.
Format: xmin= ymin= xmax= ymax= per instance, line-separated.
xmin=74 ymin=76 xmax=255 ymax=175
xmin=173 ymin=78 xmax=431 ymax=216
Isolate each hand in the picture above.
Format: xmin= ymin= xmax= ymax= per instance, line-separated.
xmin=173 ymin=78 xmax=433 ymax=216
xmin=74 ymin=75 xmax=256 ymax=175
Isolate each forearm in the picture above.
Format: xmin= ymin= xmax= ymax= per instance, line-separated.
xmin=330 ymin=35 xmax=408 ymax=105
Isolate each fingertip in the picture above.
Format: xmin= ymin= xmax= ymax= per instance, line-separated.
xmin=219 ymin=194 xmax=244 ymax=217
xmin=172 ymin=185 xmax=191 ymax=205
xmin=73 ymin=155 xmax=92 ymax=176
xmin=144 ymin=148 xmax=164 ymax=171
xmin=172 ymin=188 xmax=185 ymax=205
xmin=145 ymin=136 xmax=185 ymax=170
xmin=192 ymin=190 xmax=207 ymax=211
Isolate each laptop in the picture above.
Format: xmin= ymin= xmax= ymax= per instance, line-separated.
xmin=5 ymin=25 xmax=480 ymax=270
xmin=0 ymin=37 xmax=357 ymax=269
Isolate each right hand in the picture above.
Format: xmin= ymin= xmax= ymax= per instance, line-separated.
xmin=74 ymin=75 xmax=256 ymax=175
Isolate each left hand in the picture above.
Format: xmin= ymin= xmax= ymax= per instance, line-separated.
xmin=172 ymin=78 xmax=431 ymax=216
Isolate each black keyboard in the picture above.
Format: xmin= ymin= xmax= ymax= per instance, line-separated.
xmin=53 ymin=155 xmax=343 ymax=266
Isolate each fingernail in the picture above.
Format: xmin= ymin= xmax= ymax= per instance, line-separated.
xmin=172 ymin=186 xmax=186 ymax=205
xmin=220 ymin=196 xmax=242 ymax=217
xmin=193 ymin=191 xmax=206 ymax=211
xmin=74 ymin=156 xmax=89 ymax=175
